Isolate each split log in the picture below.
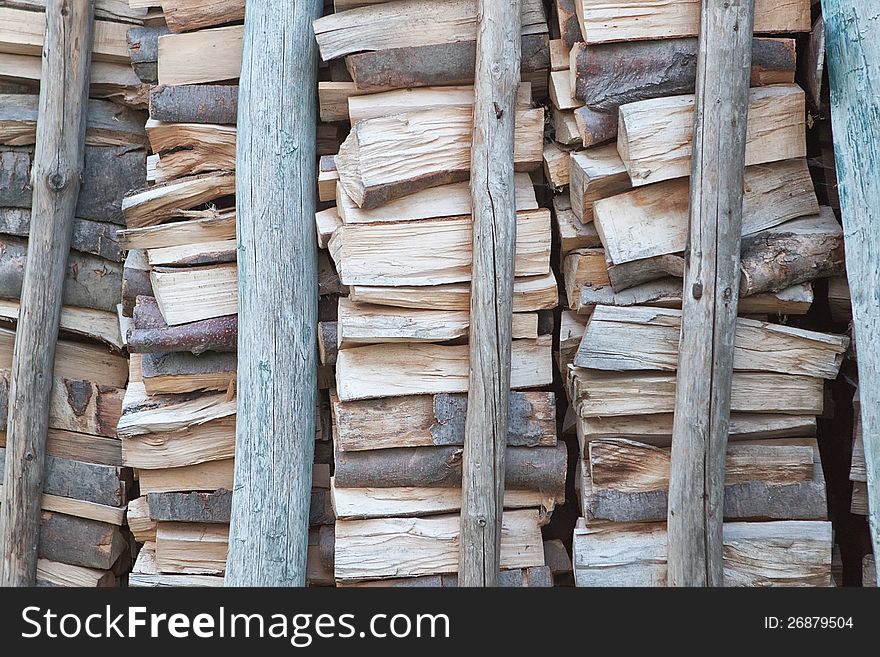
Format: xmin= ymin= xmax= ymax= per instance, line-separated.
xmin=828 ymin=276 xmax=851 ymax=323
xmin=317 ymin=154 xmax=338 ymax=202
xmin=739 ymin=211 xmax=845 ymax=296
xmin=332 ymin=391 xmax=555 ymax=452
xmin=126 ymin=496 xmax=156 ymax=543
xmin=331 ymin=481 xmax=560 ymax=520
xmin=335 ymin=337 xmax=553 ymax=401
xmin=0 ymin=236 xmax=122 ymax=312
xmin=607 ymin=255 xmax=685 ymax=292
xmin=315 ymin=208 xmax=341 ymax=249
xmin=129 ymin=542 xmax=222 ymax=587
xmin=569 ymin=144 xmax=630 ymax=221
xmin=0 ymin=208 xmax=121 ymax=261
xmin=552 ymin=108 xmax=581 ymax=147
xmin=568 ymin=368 xmax=824 ymax=418
xmin=329 ymin=209 xmax=550 ymax=286
xmin=554 ymin=194 xmax=601 ymax=256
xmin=571 ymin=38 xmax=796 ymax=111
xmin=141 ymin=351 xmax=236 ymax=395
xmin=147 ymin=240 xmax=236 ymax=267
xmin=549 ymin=69 xmax=580 ymax=110
xmin=156 ymin=522 xmax=228 ymax=575
xmin=573 ymin=519 xmax=831 ymax=587
xmin=556 ymin=0 xmax=583 ymax=47
xmin=157 ymin=25 xmax=243 ymax=86
xmin=10 ymin=0 xmax=146 ymax=24
xmin=557 ymin=310 xmax=587 ymax=370
xmin=128 ymin=296 xmax=236 ymax=354
xmin=618 ymin=84 xmax=806 ymax=187
xmin=149 ymin=84 xmax=238 ymax=124
xmin=0 ymin=145 xmax=146 ymax=224
xmin=35 ymin=558 xmax=114 ymax=587
xmin=0 ymin=94 xmax=147 ymax=148
xmin=334 ymin=444 xmax=566 ymax=495
xmin=336 ymin=107 xmax=543 ymax=209
xmin=563 ymin=248 xmax=609 ymax=309
xmin=161 ymin=0 xmax=246 ymax=33
xmin=126 ymin=25 xmax=168 ymax=84
xmin=122 ymin=171 xmax=235 ymax=228
xmin=334 ymin=509 xmax=544 ymax=581
xmin=0 ymin=428 xmax=123 ymax=467
xmin=38 ymin=511 xmax=126 ymax=571
xmin=121 ymin=249 xmax=152 ymax=316
xmin=337 ymin=173 xmax=537 ymax=225
xmin=146 ymin=490 xmax=232 ymax=523
xmin=572 ymin=106 xmax=618 ymax=147
xmin=543 ymin=142 xmax=571 ymax=189
xmin=345 ymin=33 xmax=549 ymax=91
xmin=573 ymin=0 xmax=810 ymax=44
xmin=339 ymin=566 xmax=552 ymax=588
xmin=575 ymin=305 xmax=848 ymax=379
xmin=118 ymin=211 xmax=236 ymax=250
xmin=136 ymin=459 xmax=233 ymax=495
xmin=337 ymin=298 xmax=537 ymax=346
xmin=150 ymin=262 xmax=237 ymax=326
xmin=593 ymin=159 xmax=818 ymax=267
xmin=145 ymin=119 xmax=236 ymax=182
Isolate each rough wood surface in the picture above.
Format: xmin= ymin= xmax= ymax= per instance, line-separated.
xmin=35 ymin=558 xmax=114 ymax=587
xmin=568 ymin=144 xmax=630 ymax=222
xmin=146 ymin=119 xmax=235 ymax=183
xmin=161 ymin=0 xmax=246 ymax=33
xmin=121 ymin=249 xmax=152 ymax=316
xmin=137 ymin=459 xmax=233 ymax=495
xmin=118 ymin=211 xmax=236 ymax=251
xmin=333 ymin=391 xmax=555 ymax=452
xmin=554 ymin=194 xmax=601 ymax=255
xmin=156 ymin=522 xmax=228 ymax=575
xmin=334 ymin=443 xmax=566 ymax=495
xmin=618 ymin=84 xmax=805 ymax=187
xmin=37 ymin=511 xmax=126 ymax=571
xmin=150 ymin=262 xmax=237 ymax=325
xmin=149 ymin=84 xmax=238 ymax=124
xmin=823 ymin=0 xmax=880 ymax=583
xmin=128 ymin=296 xmax=237 ymax=354
xmin=0 ymin=209 xmax=121 ymax=261
xmin=146 ymin=490 xmax=232 ymax=523
xmin=573 ymin=519 xmax=832 ymax=587
xmin=574 ymin=0 xmax=810 ymax=44
xmin=572 ymin=37 xmax=796 ymax=111
xmin=336 ymin=337 xmax=553 ymax=401
xmin=334 ymin=509 xmax=544 ymax=581
xmin=157 ymin=25 xmax=243 ymax=86
xmin=0 ymin=0 xmax=94 ymax=587
xmin=122 ymin=171 xmax=235 ymax=228
xmin=129 ymin=541 xmax=222 ymax=587
xmin=576 ymin=305 xmax=847 ymax=378
xmin=141 ymin=351 xmax=236 ymax=395
xmin=126 ymin=25 xmax=168 ymax=83
xmin=335 ymin=107 xmax=543 ymax=209
xmin=572 ymin=106 xmax=618 ymax=147
xmin=330 ymin=209 xmax=550 ymax=286
xmin=0 ymin=428 xmax=122 ymax=467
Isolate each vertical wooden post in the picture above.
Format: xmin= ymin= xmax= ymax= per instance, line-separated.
xmin=0 ymin=0 xmax=94 ymax=587
xmin=822 ymin=0 xmax=880 ymax=583
xmin=225 ymin=0 xmax=321 ymax=586
xmin=459 ymin=0 xmax=522 ymax=587
xmin=666 ymin=0 xmax=755 ymax=587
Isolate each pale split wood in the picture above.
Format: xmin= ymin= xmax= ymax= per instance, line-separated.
xmin=136 ymin=459 xmax=234 ymax=495
xmin=150 ymin=262 xmax=237 ymax=326
xmin=157 ymin=25 xmax=243 ymax=86
xmin=0 ymin=300 xmax=122 ymax=349
xmin=35 ymin=558 xmax=114 ymax=587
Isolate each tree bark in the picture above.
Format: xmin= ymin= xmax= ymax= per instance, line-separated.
xmin=667 ymin=0 xmax=755 ymax=588
xmin=149 ymin=84 xmax=238 ymax=124
xmin=129 ymin=296 xmax=237 ymax=354
xmin=459 ymin=0 xmax=522 ymax=587
xmin=0 ymin=0 xmax=94 ymax=587
xmin=225 ymin=0 xmax=321 ymax=587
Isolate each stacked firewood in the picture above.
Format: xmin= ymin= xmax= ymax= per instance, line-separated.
xmin=0 ymin=2 xmax=149 ymax=586
xmin=117 ymin=1 xmax=335 ymax=587
xmin=313 ymin=0 xmax=566 ymax=586
xmin=545 ymin=1 xmax=850 ymax=586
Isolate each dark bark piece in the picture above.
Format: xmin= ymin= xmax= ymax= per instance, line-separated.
xmin=573 ymin=105 xmax=617 ymax=147
xmin=0 ymin=447 xmax=124 ymax=506
xmin=318 ymin=524 xmax=334 ymax=571
xmin=121 ymin=250 xmax=152 ymax=316
xmin=318 ymin=321 xmax=337 ymax=365
xmin=345 ymin=34 xmax=548 ymax=91
xmin=141 ymin=350 xmax=237 ymax=394
xmin=126 ymin=25 xmax=170 ymax=84
xmin=0 ymin=235 xmax=122 ymax=312
xmin=309 ymin=488 xmax=334 ymax=526
xmin=431 ymin=392 xmax=554 ymax=447
xmin=608 ymin=254 xmax=686 ymax=293
xmin=38 ymin=511 xmax=126 ymax=570
xmin=0 ymin=208 xmax=121 ymax=261
xmin=573 ymin=37 xmax=796 ymax=112
xmin=129 ymin=296 xmax=237 ymax=354
xmin=556 ymin=0 xmax=583 ymax=48
xmin=333 ymin=444 xmax=567 ymax=496
xmin=146 ymin=490 xmax=232 ymax=523
xmin=149 ymin=84 xmax=238 ymax=124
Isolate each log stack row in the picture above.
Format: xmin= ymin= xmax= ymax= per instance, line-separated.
xmin=0 ymin=1 xmax=150 ymax=586
xmin=544 ymin=1 xmax=849 ymax=586
xmin=313 ymin=0 xmax=565 ymax=586
xmin=117 ymin=0 xmax=335 ymax=587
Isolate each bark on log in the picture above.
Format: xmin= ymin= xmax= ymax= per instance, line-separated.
xmin=344 ymin=34 xmax=548 ymax=91
xmin=608 ymin=255 xmax=686 ymax=293
xmin=126 ymin=25 xmax=169 ymax=84
xmin=141 ymin=350 xmax=237 ymax=395
xmin=334 ymin=444 xmax=566 ymax=496
xmin=572 ymin=105 xmax=617 ymax=147
xmin=0 ymin=208 xmax=121 ymax=261
xmin=121 ymin=249 xmax=152 ymax=316
xmin=0 ymin=236 xmax=122 ymax=312
xmin=129 ymin=296 xmax=236 ymax=354
xmin=149 ymin=84 xmax=238 ymax=124
xmin=572 ymin=37 xmax=796 ymax=112
xmin=38 ymin=511 xmax=126 ymax=570
xmin=225 ymin=0 xmax=322 ymax=588
xmin=146 ymin=490 xmax=232 ymax=523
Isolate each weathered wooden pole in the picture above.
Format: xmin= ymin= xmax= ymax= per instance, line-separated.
xmin=666 ymin=0 xmax=756 ymax=587
xmin=459 ymin=0 xmax=522 ymax=587
xmin=0 ymin=0 xmax=94 ymax=587
xmin=822 ymin=0 xmax=880 ymax=583
xmin=225 ymin=0 xmax=321 ymax=586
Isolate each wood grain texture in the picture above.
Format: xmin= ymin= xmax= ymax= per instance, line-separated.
xmin=668 ymin=0 xmax=756 ymax=587
xmin=0 ymin=0 xmax=94 ymax=587
xmin=161 ymin=0 xmax=246 ymax=33
xmin=157 ymin=25 xmax=243 ymax=86
xmin=149 ymin=84 xmax=238 ymax=124
xmin=823 ymin=0 xmax=880 ymax=584
xmin=225 ymin=0 xmax=322 ymax=588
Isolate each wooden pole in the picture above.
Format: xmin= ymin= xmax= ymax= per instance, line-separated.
xmin=225 ymin=0 xmax=321 ymax=586
xmin=666 ymin=0 xmax=755 ymax=587
xmin=459 ymin=0 xmax=522 ymax=587
xmin=0 ymin=0 xmax=94 ymax=587
xmin=822 ymin=0 xmax=880 ymax=583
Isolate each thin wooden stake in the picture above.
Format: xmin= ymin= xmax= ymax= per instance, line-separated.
xmin=667 ymin=0 xmax=756 ymax=587
xmin=0 ymin=0 xmax=94 ymax=587
xmin=822 ymin=0 xmax=880 ymax=584
xmin=459 ymin=0 xmax=522 ymax=587
xmin=225 ymin=0 xmax=321 ymax=586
